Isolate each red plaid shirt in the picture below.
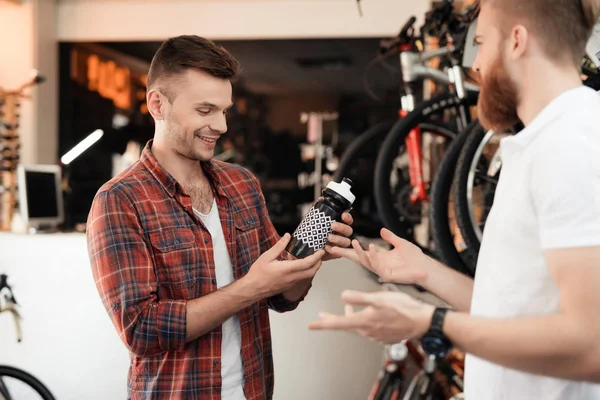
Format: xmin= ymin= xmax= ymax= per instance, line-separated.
xmin=87 ymin=140 xmax=303 ymax=400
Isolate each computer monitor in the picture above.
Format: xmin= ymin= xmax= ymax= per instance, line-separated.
xmin=17 ymin=164 xmax=64 ymax=229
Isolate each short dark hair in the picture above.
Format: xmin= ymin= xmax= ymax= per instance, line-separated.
xmin=146 ymin=35 xmax=241 ymax=101
xmin=483 ymin=0 xmax=600 ymax=66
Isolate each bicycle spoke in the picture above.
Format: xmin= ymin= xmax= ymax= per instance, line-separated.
xmin=474 ymin=170 xmax=498 ymax=185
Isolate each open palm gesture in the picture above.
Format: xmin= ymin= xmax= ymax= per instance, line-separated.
xmin=329 ymin=228 xmax=430 ymax=285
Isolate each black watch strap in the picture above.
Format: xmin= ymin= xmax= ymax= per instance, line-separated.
xmin=421 ymin=307 xmax=453 ymax=358
xmin=429 ymin=307 xmax=449 ymax=334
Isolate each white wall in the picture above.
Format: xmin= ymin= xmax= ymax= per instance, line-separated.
xmin=57 ymin=0 xmax=429 ymax=41
xmin=270 ymin=256 xmax=384 ymax=400
xmin=32 ymin=0 xmax=58 ymax=165
xmin=0 ymin=233 xmax=130 ymax=400
xmin=0 ymin=233 xmax=383 ymax=399
xmin=0 ymin=1 xmax=36 ymax=164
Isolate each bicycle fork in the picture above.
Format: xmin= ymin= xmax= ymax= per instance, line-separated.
xmin=368 ymin=342 xmax=410 ymax=400
xmin=399 ymin=98 xmax=429 ymax=205
xmin=403 ymin=355 xmax=437 ymax=400
xmin=368 ymin=361 xmax=405 ymax=400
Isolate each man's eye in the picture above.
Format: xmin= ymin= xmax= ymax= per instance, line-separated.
xmin=198 ymin=109 xmax=210 ymax=115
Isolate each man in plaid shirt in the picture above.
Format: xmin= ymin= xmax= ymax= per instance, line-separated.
xmin=86 ymin=35 xmax=353 ymax=400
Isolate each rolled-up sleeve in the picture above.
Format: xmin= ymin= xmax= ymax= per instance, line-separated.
xmin=86 ymin=189 xmax=187 ymax=356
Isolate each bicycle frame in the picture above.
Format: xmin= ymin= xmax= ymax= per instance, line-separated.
xmin=0 ymin=274 xmax=22 ymax=343
xmin=368 ymin=341 xmax=413 ymax=400
xmin=369 ymin=339 xmax=465 ymax=400
xmin=0 ymin=297 xmax=22 ymax=343
xmin=398 ymin=45 xmax=478 ymax=205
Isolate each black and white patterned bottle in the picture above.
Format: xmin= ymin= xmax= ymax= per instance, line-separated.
xmin=286 ymin=178 xmax=355 ymax=259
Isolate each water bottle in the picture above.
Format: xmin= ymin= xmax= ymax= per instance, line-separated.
xmin=286 ymin=178 xmax=356 ymax=259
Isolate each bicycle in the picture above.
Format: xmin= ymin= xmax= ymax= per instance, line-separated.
xmin=370 ymin=8 xmax=480 ymax=276
xmin=368 ymin=337 xmax=465 ymax=399
xmin=436 ymin=56 xmax=600 ymax=276
xmin=428 ymin=120 xmax=483 ymax=278
xmin=372 ymin=2 xmax=479 ymax=226
xmin=333 ymin=15 xmax=426 ymax=240
xmin=335 ymin=1 xmax=479 ymax=253
xmin=0 ymin=274 xmax=56 ymax=400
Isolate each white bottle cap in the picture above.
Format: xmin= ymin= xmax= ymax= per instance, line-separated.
xmin=326 ymin=178 xmax=355 ymax=204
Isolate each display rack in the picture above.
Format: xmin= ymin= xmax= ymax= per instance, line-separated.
xmin=299 ymin=111 xmax=339 ymax=202
xmin=0 ymin=71 xmax=45 ymax=231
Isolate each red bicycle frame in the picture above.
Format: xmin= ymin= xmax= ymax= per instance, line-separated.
xmin=399 ymin=109 xmax=429 ymax=204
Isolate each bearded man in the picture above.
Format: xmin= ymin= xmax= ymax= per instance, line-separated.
xmin=309 ymin=1 xmax=600 ymax=398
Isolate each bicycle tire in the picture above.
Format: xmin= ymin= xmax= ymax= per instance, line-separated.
xmin=334 ymin=120 xmax=396 ymax=238
xmin=0 ymin=365 xmax=56 ymax=400
xmin=334 ymin=119 xmax=396 ymax=182
xmin=451 ymin=120 xmax=493 ymax=257
xmin=429 ymin=120 xmax=480 ymax=278
xmin=373 ymin=92 xmax=478 ymax=238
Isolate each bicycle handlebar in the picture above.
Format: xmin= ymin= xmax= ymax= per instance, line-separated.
xmin=379 ymin=15 xmax=419 ymax=54
xmin=399 ymin=16 xmax=417 ymax=38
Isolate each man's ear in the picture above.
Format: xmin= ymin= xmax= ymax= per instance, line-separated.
xmin=509 ymin=24 xmax=528 ymax=61
xmin=147 ymin=89 xmax=165 ymax=120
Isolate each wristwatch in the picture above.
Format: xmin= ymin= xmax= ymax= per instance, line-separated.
xmin=420 ymin=307 xmax=453 ymax=358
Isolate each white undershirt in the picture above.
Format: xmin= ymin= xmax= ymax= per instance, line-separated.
xmin=466 ymin=86 xmax=600 ymax=399
xmin=194 ymin=199 xmax=246 ymax=400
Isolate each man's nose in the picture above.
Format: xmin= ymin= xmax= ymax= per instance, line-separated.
xmin=210 ymin=114 xmax=227 ymax=135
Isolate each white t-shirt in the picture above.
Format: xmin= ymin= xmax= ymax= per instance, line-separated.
xmin=465 ymin=86 xmax=600 ymax=399
xmin=194 ymin=200 xmax=246 ymax=400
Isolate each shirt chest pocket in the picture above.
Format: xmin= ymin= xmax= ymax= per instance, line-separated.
xmin=149 ymin=228 xmax=202 ymax=296
xmin=234 ymin=207 xmax=262 ymax=274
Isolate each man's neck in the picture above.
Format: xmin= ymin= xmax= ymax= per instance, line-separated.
xmin=151 ymin=138 xmax=206 ymax=188
xmin=517 ymin=60 xmax=583 ymax=126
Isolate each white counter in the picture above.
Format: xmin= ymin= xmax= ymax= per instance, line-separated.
xmin=0 ymin=232 xmax=383 ymax=400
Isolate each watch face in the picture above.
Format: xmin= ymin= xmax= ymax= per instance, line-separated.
xmin=421 ymin=334 xmax=452 ymax=358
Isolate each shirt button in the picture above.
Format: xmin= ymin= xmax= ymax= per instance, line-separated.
xmin=213 ymin=360 xmax=219 ymax=366
xmin=211 ymin=279 xmax=216 ymax=285
xmin=204 ymin=237 xmax=210 ymax=244
xmin=174 ymin=239 xmax=180 ymax=245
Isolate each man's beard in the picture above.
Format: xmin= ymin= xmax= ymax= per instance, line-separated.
xmin=477 ymin=54 xmax=521 ymax=132
xmin=165 ymin=120 xmax=206 ymax=161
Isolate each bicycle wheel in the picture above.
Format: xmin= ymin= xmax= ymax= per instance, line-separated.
xmin=373 ymin=92 xmax=478 ymax=240
xmin=0 ymin=365 xmax=56 ymax=400
xmin=452 ymin=121 xmax=507 ymax=256
xmin=377 ymin=121 xmax=456 ymax=246
xmin=429 ymin=120 xmax=479 ymax=277
xmin=334 ymin=120 xmax=396 ymax=182
xmin=333 ymin=120 xmax=396 ymax=238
